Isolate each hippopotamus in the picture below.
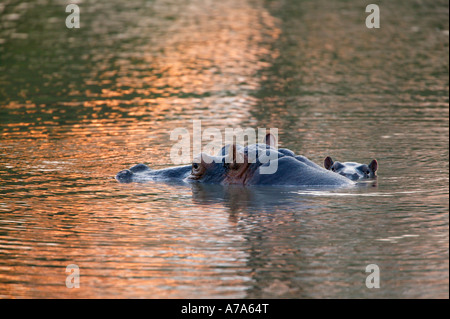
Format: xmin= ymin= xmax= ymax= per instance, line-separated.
xmin=324 ymin=156 xmax=378 ymax=181
xmin=115 ymin=134 xmax=354 ymax=187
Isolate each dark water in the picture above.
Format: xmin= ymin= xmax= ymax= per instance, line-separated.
xmin=0 ymin=0 xmax=448 ymax=298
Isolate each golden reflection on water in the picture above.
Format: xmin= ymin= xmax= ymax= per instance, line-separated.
xmin=0 ymin=0 xmax=283 ymax=299
xmin=79 ymin=0 xmax=280 ymax=125
xmin=0 ymin=0 xmax=448 ymax=298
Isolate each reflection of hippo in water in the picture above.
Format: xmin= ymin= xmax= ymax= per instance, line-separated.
xmin=324 ymin=156 xmax=378 ymax=181
xmin=115 ymin=134 xmax=353 ymax=187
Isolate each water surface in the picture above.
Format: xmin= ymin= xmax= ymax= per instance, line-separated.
xmin=0 ymin=0 xmax=448 ymax=298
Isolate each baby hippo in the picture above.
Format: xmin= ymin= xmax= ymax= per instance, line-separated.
xmin=324 ymin=156 xmax=378 ymax=181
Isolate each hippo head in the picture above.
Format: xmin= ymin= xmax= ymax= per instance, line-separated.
xmin=187 ymin=142 xmax=278 ymax=185
xmin=115 ymin=133 xmax=280 ymax=185
xmin=324 ymin=156 xmax=378 ymax=181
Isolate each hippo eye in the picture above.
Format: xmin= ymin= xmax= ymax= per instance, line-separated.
xmin=192 ymin=163 xmax=199 ymax=170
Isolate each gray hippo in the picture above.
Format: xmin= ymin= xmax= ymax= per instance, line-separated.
xmin=115 ymin=134 xmax=353 ymax=187
xmin=324 ymin=156 xmax=378 ymax=181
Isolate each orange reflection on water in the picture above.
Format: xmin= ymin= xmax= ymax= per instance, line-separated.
xmin=82 ymin=0 xmax=281 ymax=107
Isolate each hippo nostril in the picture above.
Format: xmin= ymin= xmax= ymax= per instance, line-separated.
xmin=115 ymin=169 xmax=133 ymax=183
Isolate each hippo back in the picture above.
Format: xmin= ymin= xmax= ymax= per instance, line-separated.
xmin=250 ymin=156 xmax=354 ymax=186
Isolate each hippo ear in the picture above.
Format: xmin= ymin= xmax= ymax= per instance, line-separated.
xmin=369 ymin=159 xmax=378 ymax=173
xmin=324 ymin=156 xmax=334 ymax=170
xmin=264 ymin=133 xmax=277 ymax=148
